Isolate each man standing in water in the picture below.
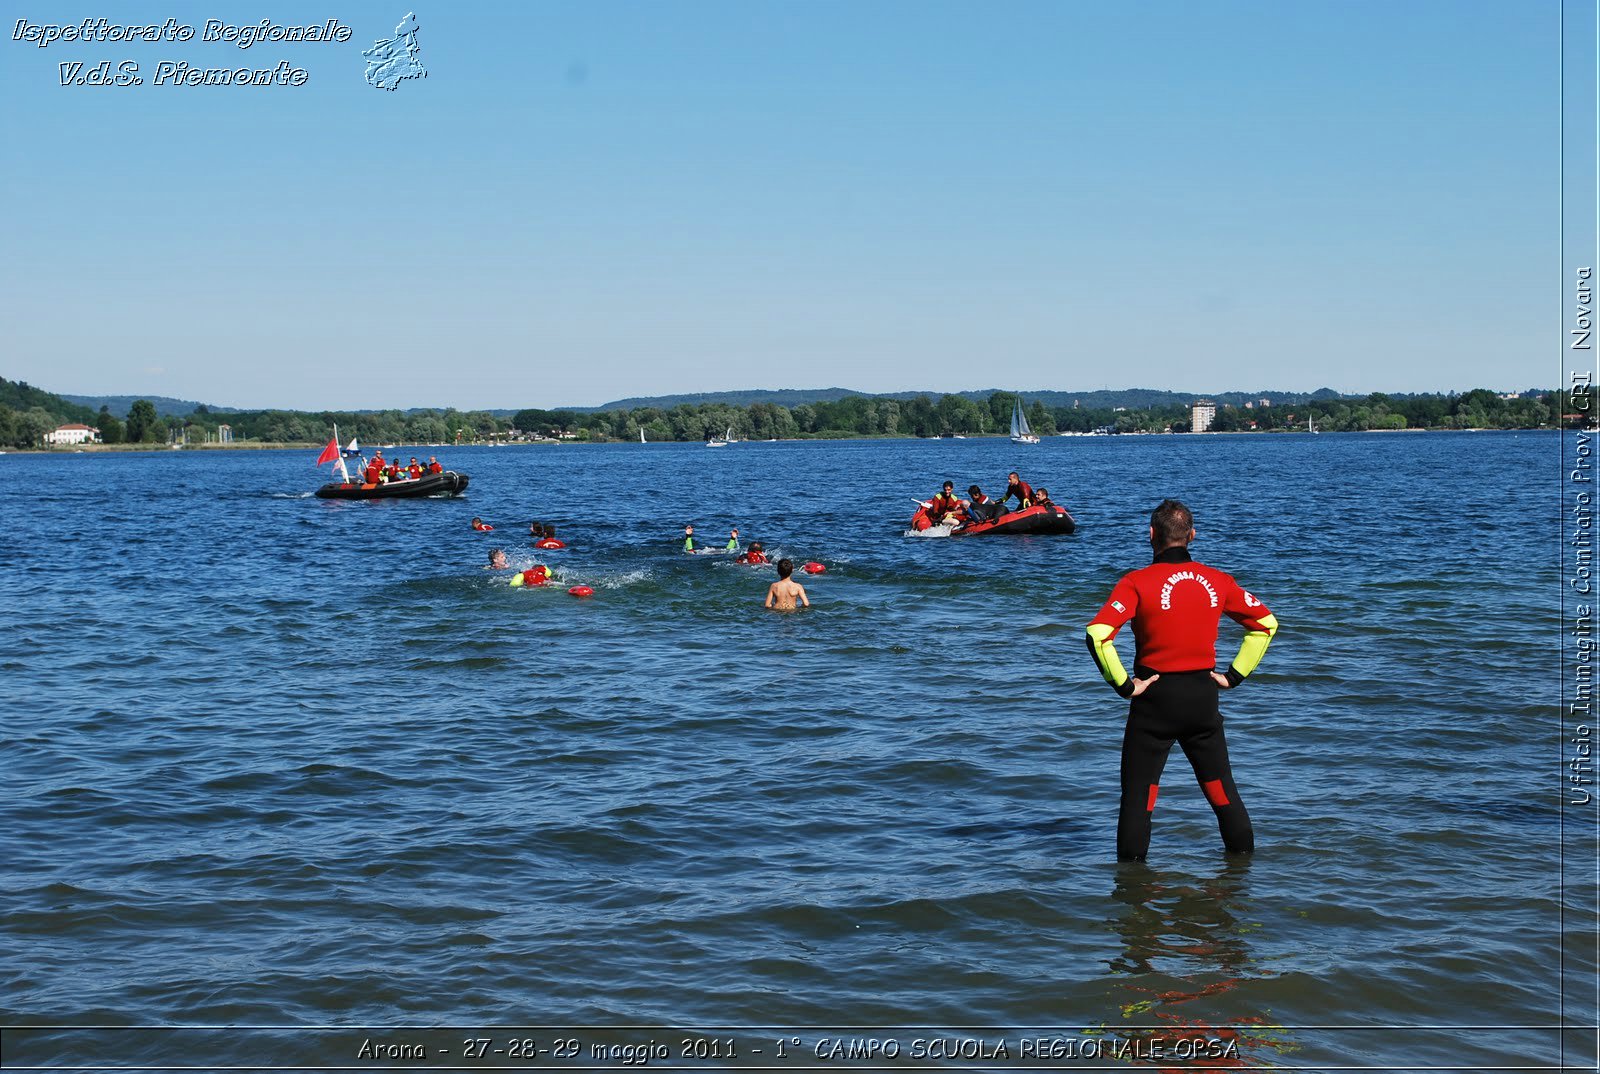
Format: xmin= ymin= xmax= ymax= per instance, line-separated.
xmin=1085 ymin=500 xmax=1279 ymax=862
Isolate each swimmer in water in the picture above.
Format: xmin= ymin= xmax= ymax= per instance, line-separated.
xmin=765 ymin=558 xmax=810 ymax=611
xmin=486 ymin=548 xmax=508 ymax=570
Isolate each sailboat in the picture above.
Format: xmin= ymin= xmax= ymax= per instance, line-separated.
xmin=705 ymin=424 xmax=734 ymax=448
xmin=1308 ymin=415 xmax=1319 ymax=435
xmin=1010 ymin=398 xmax=1040 ymax=445
xmin=640 ymin=428 xmax=646 ymax=443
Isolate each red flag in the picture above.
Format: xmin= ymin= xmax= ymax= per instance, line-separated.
xmin=315 ymin=438 xmax=339 ymax=466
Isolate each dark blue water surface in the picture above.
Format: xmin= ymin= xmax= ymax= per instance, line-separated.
xmin=0 ymin=432 xmax=1574 ymax=1068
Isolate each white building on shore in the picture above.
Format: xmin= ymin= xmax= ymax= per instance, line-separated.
xmin=1191 ymin=401 xmax=1217 ymax=433
xmin=45 ymin=423 xmax=99 ymax=446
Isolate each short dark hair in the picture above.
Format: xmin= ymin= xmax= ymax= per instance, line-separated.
xmin=1150 ymin=499 xmax=1194 ymax=546
xmin=942 ymin=481 xmax=953 ymax=490
xmin=968 ymin=484 xmax=982 ymax=496
xmin=777 ymin=558 xmax=794 ymax=578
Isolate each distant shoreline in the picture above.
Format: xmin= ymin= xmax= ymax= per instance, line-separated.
xmin=1 ymin=425 xmax=1555 ymax=455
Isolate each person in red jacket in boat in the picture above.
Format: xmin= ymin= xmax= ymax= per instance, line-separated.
xmin=427 ymin=456 xmax=443 ymax=474
xmin=927 ymin=481 xmax=963 ymax=524
xmin=408 ymin=457 xmax=423 ymax=479
xmin=1001 ymin=471 xmax=1035 ymax=510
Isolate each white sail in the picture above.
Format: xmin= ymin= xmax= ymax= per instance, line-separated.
xmin=1010 ymin=399 xmax=1039 ymax=443
xmin=1011 ymin=401 xmax=1032 ymax=438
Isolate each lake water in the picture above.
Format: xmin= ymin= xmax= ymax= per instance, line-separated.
xmin=1 ymin=432 xmax=1588 ymax=1070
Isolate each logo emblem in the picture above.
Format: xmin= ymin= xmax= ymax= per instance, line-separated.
xmin=364 ymin=12 xmax=426 ymax=90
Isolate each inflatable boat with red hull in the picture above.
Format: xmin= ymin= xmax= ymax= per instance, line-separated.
xmin=954 ymin=503 xmax=1076 ymax=536
xmin=911 ymin=502 xmax=1076 ymax=536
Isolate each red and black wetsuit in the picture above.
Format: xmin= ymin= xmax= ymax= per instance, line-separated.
xmin=965 ymin=493 xmax=1002 ymax=523
xmin=1086 ymin=545 xmax=1279 ymax=861
xmin=1003 ymin=479 xmax=1035 ymax=508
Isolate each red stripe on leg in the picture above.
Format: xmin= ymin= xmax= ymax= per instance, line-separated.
xmin=1202 ymin=779 xmax=1231 ymax=807
xmin=1146 ymin=784 xmax=1159 ymax=812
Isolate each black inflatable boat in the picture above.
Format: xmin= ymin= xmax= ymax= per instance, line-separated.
xmin=314 ymin=471 xmax=470 ymax=499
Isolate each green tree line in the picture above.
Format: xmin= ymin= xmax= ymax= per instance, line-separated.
xmin=0 ymin=381 xmax=1577 ymax=449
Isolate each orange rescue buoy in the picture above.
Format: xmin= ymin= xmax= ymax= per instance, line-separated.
xmin=802 ymin=562 xmax=825 ymax=574
xmin=567 ymin=585 xmax=594 ymax=598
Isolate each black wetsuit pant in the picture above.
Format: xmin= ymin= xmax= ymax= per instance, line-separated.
xmin=1118 ymin=669 xmax=1253 ymax=861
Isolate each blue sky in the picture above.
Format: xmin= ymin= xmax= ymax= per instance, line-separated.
xmin=0 ymin=1 xmax=1557 ymax=410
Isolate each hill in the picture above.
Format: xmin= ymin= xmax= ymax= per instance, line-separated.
xmin=589 ymin=386 xmax=1351 ymax=412
xmin=0 ymin=377 xmax=97 ymax=423
xmin=592 ymin=387 xmax=878 ymax=411
xmin=59 ymin=393 xmax=213 ymax=419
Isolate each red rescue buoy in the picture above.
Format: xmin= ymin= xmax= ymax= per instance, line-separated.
xmin=802 ymin=561 xmax=825 ymax=574
xmin=567 ymin=585 xmax=594 ymax=598
xmin=536 ymin=539 xmax=566 ymax=549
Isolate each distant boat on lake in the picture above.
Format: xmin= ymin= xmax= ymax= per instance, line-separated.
xmin=1010 ymin=398 xmax=1040 ymax=444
